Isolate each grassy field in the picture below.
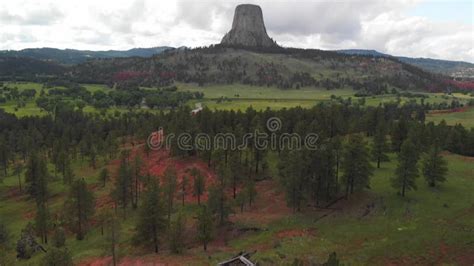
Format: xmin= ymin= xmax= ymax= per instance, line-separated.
xmin=2 ymin=81 xmax=473 ymax=114
xmin=178 ymin=83 xmax=474 ymax=110
xmin=426 ymin=107 xmax=474 ymax=129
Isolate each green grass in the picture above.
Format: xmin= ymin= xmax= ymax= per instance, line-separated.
xmin=1 ymin=144 xmax=473 ymax=264
xmin=2 ymin=81 xmax=473 ymax=120
xmin=426 ymin=107 xmax=474 ymax=129
xmin=218 ymin=152 xmax=474 ymax=265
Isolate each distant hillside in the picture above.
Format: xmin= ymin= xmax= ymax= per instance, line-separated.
xmin=68 ymin=46 xmax=445 ymax=92
xmin=0 ymin=46 xmax=461 ymax=93
xmin=0 ymin=57 xmax=65 ymax=79
xmin=337 ymin=49 xmax=474 ymax=78
xmin=0 ymin=47 xmax=174 ymax=65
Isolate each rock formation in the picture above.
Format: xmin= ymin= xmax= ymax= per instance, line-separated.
xmin=221 ymin=4 xmax=278 ymax=48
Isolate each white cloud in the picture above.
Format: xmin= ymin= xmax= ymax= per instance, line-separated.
xmin=0 ymin=0 xmax=472 ymax=62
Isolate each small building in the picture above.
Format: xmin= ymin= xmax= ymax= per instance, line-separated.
xmin=191 ymin=103 xmax=203 ymax=115
xmin=218 ymin=252 xmax=256 ymax=266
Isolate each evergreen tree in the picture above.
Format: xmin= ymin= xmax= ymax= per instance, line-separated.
xmin=180 ymin=175 xmax=188 ymax=206
xmin=422 ymin=144 xmax=448 ymax=187
xmin=341 ymin=134 xmax=374 ymax=198
xmin=113 ymin=158 xmax=131 ymax=219
xmin=371 ymin=123 xmax=390 ymax=168
xmin=191 ymin=168 xmax=205 ymax=205
xmin=0 ymin=137 xmax=10 ymax=176
xmin=196 ymin=205 xmax=213 ymax=251
xmin=134 ymin=179 xmax=166 ymax=253
xmin=391 ymin=118 xmax=408 ymax=152
xmin=244 ymin=177 xmax=257 ymax=207
xmin=25 ymin=152 xmax=49 ymax=206
xmin=229 ymin=152 xmax=243 ymax=199
xmin=207 ymin=184 xmax=231 ymax=226
xmin=103 ymin=211 xmax=120 ymax=266
xmin=235 ymin=192 xmax=246 ymax=213
xmin=131 ymin=155 xmax=143 ymax=209
xmin=391 ymin=139 xmax=419 ymax=196
xmin=163 ymin=166 xmax=177 ymax=224
xmin=13 ymin=162 xmax=24 ymax=192
xmin=64 ymin=178 xmax=96 ymax=240
xmin=34 ymin=203 xmax=50 ymax=244
xmin=63 ymin=159 xmax=74 ymax=184
xmin=99 ymin=168 xmax=109 ymax=188
xmin=169 ymin=211 xmax=185 ymax=254
xmin=279 ymin=149 xmax=307 ymax=212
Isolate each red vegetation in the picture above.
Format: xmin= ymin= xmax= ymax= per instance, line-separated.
xmin=428 ymin=107 xmax=469 ymax=114
xmin=445 ymin=80 xmax=474 ymax=90
xmin=113 ymin=71 xmax=150 ymax=81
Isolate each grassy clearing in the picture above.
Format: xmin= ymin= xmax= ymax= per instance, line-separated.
xmin=426 ymin=107 xmax=474 ymax=129
xmin=2 ymin=81 xmax=473 ymax=117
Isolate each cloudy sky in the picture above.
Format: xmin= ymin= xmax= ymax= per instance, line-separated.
xmin=0 ymin=0 xmax=472 ymax=62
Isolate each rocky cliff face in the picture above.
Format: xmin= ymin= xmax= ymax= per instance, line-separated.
xmin=221 ymin=4 xmax=278 ymax=47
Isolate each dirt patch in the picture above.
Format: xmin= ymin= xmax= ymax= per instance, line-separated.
xmin=275 ymin=228 xmax=316 ymax=238
xmin=428 ymin=107 xmax=469 ymax=115
xmin=78 ymin=254 xmax=203 ymax=266
xmin=231 ymin=179 xmax=292 ymax=225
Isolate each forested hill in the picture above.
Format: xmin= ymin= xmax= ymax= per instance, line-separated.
xmin=0 ymin=46 xmax=455 ymax=93
xmin=0 ymin=47 xmax=174 ymax=65
xmin=337 ymin=49 xmax=474 ymax=78
xmin=69 ymin=46 xmax=445 ymax=92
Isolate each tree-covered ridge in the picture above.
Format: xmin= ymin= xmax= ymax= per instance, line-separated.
xmin=1 ymin=46 xmax=460 ymax=94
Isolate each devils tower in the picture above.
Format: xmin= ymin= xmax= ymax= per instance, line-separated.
xmin=221 ymin=4 xmax=278 ymax=47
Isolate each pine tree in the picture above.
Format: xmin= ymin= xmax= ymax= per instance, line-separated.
xmin=422 ymin=144 xmax=448 ymax=187
xmin=113 ymin=158 xmax=131 ymax=219
xmin=229 ymin=152 xmax=243 ymax=199
xmin=34 ymin=203 xmax=50 ymax=244
xmin=191 ymin=167 xmax=205 ymax=205
xmin=279 ymin=149 xmax=308 ymax=212
xmin=25 ymin=152 xmax=49 ymax=206
xmin=244 ymin=177 xmax=257 ymax=207
xmin=180 ymin=175 xmax=188 ymax=206
xmin=13 ymin=162 xmax=23 ymax=192
xmin=63 ymin=159 xmax=74 ymax=184
xmin=371 ymin=123 xmax=390 ymax=168
xmin=196 ymin=205 xmax=213 ymax=251
xmin=341 ymin=134 xmax=374 ymax=198
xmin=132 ymin=155 xmax=143 ymax=209
xmin=207 ymin=184 xmax=230 ymax=226
xmin=169 ymin=211 xmax=185 ymax=254
xmin=235 ymin=192 xmax=246 ymax=213
xmin=64 ymin=178 xmax=95 ymax=240
xmin=99 ymin=168 xmax=109 ymax=188
xmin=163 ymin=166 xmax=177 ymax=224
xmin=103 ymin=211 xmax=120 ymax=266
xmin=134 ymin=179 xmax=166 ymax=253
xmin=391 ymin=139 xmax=419 ymax=196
